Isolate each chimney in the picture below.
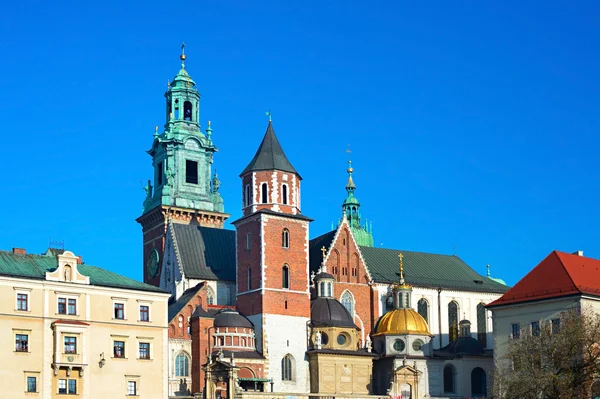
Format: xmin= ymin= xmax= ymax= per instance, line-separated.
xmin=77 ymin=256 xmax=83 ymax=264
xmin=12 ymin=248 xmax=26 ymax=255
xmin=572 ymin=250 xmax=584 ymax=257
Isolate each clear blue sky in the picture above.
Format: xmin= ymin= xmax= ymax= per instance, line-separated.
xmin=1 ymin=1 xmax=598 ymax=286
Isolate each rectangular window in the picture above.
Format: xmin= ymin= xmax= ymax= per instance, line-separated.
xmin=511 ymin=323 xmax=520 ymax=339
xmin=17 ymin=293 xmax=28 ymax=311
xmin=185 ymin=160 xmax=198 ymax=184
xmin=68 ymin=379 xmax=77 ymax=394
xmin=127 ymin=381 xmax=137 ymax=396
xmin=15 ymin=333 xmax=28 ymax=352
xmin=64 ymin=336 xmax=77 ymax=354
xmin=114 ymin=341 xmax=125 ymax=358
xmin=531 ymin=320 xmax=540 ymax=336
xmin=27 ymin=376 xmax=36 ymax=393
xmin=114 ymin=303 xmax=125 ymax=319
xmin=140 ymin=305 xmax=149 ymax=322
xmin=157 ymin=161 xmax=163 ymax=186
xmin=139 ymin=342 xmax=150 ymax=359
xmin=551 ymin=318 xmax=560 ymax=334
xmin=68 ymin=298 xmax=77 ymax=315
xmin=58 ymin=298 xmax=67 ymax=314
xmin=58 ymin=379 xmax=67 ymax=394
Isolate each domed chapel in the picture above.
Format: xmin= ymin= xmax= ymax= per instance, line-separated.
xmin=137 ymin=48 xmax=508 ymax=399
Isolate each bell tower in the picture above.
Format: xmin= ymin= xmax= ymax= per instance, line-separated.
xmin=137 ymin=45 xmax=229 ymax=286
xmin=233 ymin=119 xmax=311 ymax=393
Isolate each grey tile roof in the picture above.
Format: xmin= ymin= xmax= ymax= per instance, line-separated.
xmin=240 ymin=121 xmax=299 ymax=177
xmin=168 ymin=283 xmax=204 ymax=321
xmin=172 ymin=224 xmax=236 ymax=281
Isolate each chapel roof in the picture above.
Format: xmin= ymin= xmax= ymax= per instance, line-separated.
xmin=487 ymin=250 xmax=600 ymax=308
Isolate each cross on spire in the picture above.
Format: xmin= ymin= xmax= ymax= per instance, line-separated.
xmin=180 ymin=42 xmax=186 ymax=68
xmin=321 ymin=246 xmax=327 ymax=261
xmin=265 ymin=110 xmax=272 ymax=122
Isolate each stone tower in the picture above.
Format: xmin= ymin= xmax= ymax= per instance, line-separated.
xmin=137 ymin=46 xmax=229 ymax=286
xmin=233 ymin=120 xmax=311 ymax=392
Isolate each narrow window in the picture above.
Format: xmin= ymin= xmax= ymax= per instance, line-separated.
xmin=418 ymin=299 xmax=429 ymax=324
xmin=443 ymin=365 xmax=455 ymax=393
xmin=448 ymin=301 xmax=459 ymax=342
xmin=64 ymin=336 xmax=77 ymax=354
xmin=184 ymin=101 xmax=193 ymax=121
xmin=175 ymin=353 xmax=190 ymax=376
xmin=282 ymin=355 xmax=294 ymax=381
xmin=174 ymin=99 xmax=180 ymax=119
xmin=285 ymin=300 xmax=288 ymax=309
xmin=157 ymin=161 xmax=163 ymax=186
xmin=282 ymin=229 xmax=290 ymax=248
xmin=477 ymin=303 xmax=487 ymax=345
xmin=58 ymin=298 xmax=67 ymax=314
xmin=207 ymin=290 xmax=214 ymax=305
xmin=140 ymin=305 xmax=149 ymax=322
xmin=114 ymin=303 xmax=125 ymax=319
xmin=246 ymin=231 xmax=251 ymax=250
xmin=186 ymin=160 xmax=198 ymax=184
xmin=247 ymin=268 xmax=252 ymax=291
xmin=139 ymin=342 xmax=150 ymax=359
xmin=127 ymin=381 xmax=137 ymax=396
xmin=327 ymin=283 xmax=332 ymax=297
xmin=531 ymin=320 xmax=540 ymax=336
xmin=17 ymin=293 xmax=28 ymax=311
xmin=15 ymin=334 xmax=28 ymax=352
xmin=58 ymin=379 xmax=67 ymax=394
xmin=244 ymin=185 xmax=252 ymax=207
xmin=114 ymin=341 xmax=125 ymax=358
xmin=319 ymin=282 xmax=325 ymax=296
xmin=282 ymin=265 xmax=290 ymax=289
xmin=261 ymin=183 xmax=268 ymax=203
xmin=68 ymin=298 xmax=77 ymax=315
xmin=27 ymin=376 xmax=36 ymax=393
xmin=511 ymin=323 xmax=520 ymax=339
xmin=68 ymin=380 xmax=77 ymax=394
xmin=282 ymin=184 xmax=288 ymax=205
xmin=551 ymin=318 xmax=560 ymax=334
xmin=341 ymin=291 xmax=354 ymax=316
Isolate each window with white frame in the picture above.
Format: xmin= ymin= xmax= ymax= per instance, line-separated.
xmin=15 ymin=333 xmax=28 ymax=352
xmin=175 ymin=353 xmax=190 ymax=377
xmin=64 ymin=336 xmax=77 ymax=354
xmin=16 ymin=293 xmax=28 ymax=311
xmin=127 ymin=380 xmax=137 ymax=396
xmin=139 ymin=342 xmax=150 ymax=359
xmin=26 ymin=375 xmax=37 ymax=393
xmin=341 ymin=291 xmax=354 ymax=316
xmin=139 ymin=305 xmax=149 ymax=322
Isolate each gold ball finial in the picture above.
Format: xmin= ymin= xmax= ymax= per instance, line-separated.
xmin=180 ymin=54 xmax=187 ymax=61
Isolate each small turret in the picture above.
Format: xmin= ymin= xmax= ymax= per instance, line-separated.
xmin=340 ymin=155 xmax=374 ymax=247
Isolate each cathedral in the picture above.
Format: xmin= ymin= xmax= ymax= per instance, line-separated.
xmin=137 ymin=48 xmax=509 ymax=399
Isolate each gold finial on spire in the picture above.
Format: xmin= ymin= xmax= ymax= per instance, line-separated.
xmin=167 ymin=79 xmax=171 ymax=88
xmin=180 ymin=42 xmax=186 ymax=68
xmin=346 ymin=144 xmax=353 ymax=173
xmin=321 ymin=246 xmax=327 ymax=261
xmin=208 ymin=120 xmax=211 ymax=127
xmin=398 ymin=253 xmax=404 ymax=281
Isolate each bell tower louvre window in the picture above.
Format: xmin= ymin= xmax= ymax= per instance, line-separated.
xmin=186 ymin=160 xmax=198 ymax=184
xmin=184 ymin=101 xmax=193 ymax=121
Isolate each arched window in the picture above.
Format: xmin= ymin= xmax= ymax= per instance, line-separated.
xmin=471 ymin=367 xmax=487 ymax=397
xmin=206 ymin=288 xmax=214 ymax=305
xmin=184 ymin=101 xmax=193 ymax=121
xmin=244 ymin=185 xmax=252 ymax=207
xmin=319 ymin=282 xmax=325 ymax=296
xmin=282 ymin=184 xmax=288 ymax=205
xmin=443 ymin=365 xmax=455 ymax=393
xmin=282 ymin=265 xmax=290 ymax=289
xmin=448 ymin=301 xmax=459 ymax=342
xmin=326 ymin=282 xmax=332 ymax=297
xmin=477 ymin=303 xmax=487 ymax=346
xmin=261 ymin=183 xmax=268 ymax=204
xmin=385 ymin=295 xmax=394 ymax=311
xmin=175 ymin=353 xmax=190 ymax=376
xmin=418 ymin=298 xmax=429 ymax=324
xmin=341 ymin=291 xmax=354 ymax=316
xmin=282 ymin=229 xmax=290 ymax=248
xmin=174 ymin=99 xmax=180 ymax=119
xmin=281 ymin=354 xmax=294 ymax=381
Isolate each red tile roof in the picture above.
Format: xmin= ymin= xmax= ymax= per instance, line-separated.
xmin=487 ymin=251 xmax=600 ymax=308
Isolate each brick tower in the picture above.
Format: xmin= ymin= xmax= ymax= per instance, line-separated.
xmin=234 ymin=119 xmax=311 ymax=392
xmin=136 ymin=46 xmax=229 ymax=286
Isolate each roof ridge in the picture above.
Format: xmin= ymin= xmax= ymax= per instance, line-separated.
xmin=553 ymin=251 xmax=581 ymax=294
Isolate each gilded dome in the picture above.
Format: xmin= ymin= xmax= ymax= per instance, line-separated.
xmin=374 ymin=308 xmax=432 ymax=336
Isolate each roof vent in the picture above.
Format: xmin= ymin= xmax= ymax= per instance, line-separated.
xmin=12 ymin=248 xmax=26 ymax=255
xmin=572 ymin=250 xmax=584 ymax=257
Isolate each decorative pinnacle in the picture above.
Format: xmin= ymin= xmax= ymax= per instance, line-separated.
xmin=180 ymin=42 xmax=186 ymax=68
xmin=346 ymin=145 xmax=353 ymax=173
xmin=206 ymin=120 xmax=212 ymax=137
xmin=321 ymin=246 xmax=327 ymax=261
xmin=486 ymin=264 xmax=490 ymax=277
xmin=399 ymin=253 xmax=404 ymax=282
xmin=265 ymin=110 xmax=272 ymax=122
xmin=154 ymin=125 xmax=159 ymax=137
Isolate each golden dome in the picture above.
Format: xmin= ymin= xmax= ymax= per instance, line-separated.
xmin=374 ymin=308 xmax=432 ymax=336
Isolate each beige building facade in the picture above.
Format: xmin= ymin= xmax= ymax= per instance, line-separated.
xmin=0 ymin=248 xmax=170 ymax=399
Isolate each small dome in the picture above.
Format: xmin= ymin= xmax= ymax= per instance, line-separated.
xmin=443 ymin=336 xmax=485 ymax=356
xmin=311 ymin=297 xmax=356 ymax=328
xmin=214 ymin=309 xmax=253 ymax=328
xmin=315 ymin=271 xmax=334 ymax=280
xmin=374 ymin=308 xmax=431 ymax=336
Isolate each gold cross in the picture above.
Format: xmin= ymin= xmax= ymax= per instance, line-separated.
xmin=321 ymin=246 xmax=327 ymax=260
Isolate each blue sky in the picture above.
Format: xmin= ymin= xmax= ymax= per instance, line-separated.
xmin=1 ymin=1 xmax=599 ymax=286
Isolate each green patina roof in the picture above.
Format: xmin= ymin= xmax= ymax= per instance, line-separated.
xmin=0 ymin=251 xmax=166 ymax=293
xmin=359 ymin=246 xmax=509 ymax=293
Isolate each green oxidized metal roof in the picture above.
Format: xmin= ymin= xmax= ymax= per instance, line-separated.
xmin=240 ymin=121 xmax=299 ymax=177
xmin=359 ymin=246 xmax=509 ymax=293
xmin=0 ymin=251 xmax=166 ymax=293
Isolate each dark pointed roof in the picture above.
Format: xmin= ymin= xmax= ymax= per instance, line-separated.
xmin=240 ymin=121 xmax=300 ymax=177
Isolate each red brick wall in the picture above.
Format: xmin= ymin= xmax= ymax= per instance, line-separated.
xmin=242 ymin=171 xmax=301 ymax=217
xmin=326 ymin=224 xmax=374 ymax=334
xmin=140 ymin=210 xmax=166 ymax=286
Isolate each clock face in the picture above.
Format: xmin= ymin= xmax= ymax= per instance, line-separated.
xmin=147 ymin=249 xmax=159 ymax=278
